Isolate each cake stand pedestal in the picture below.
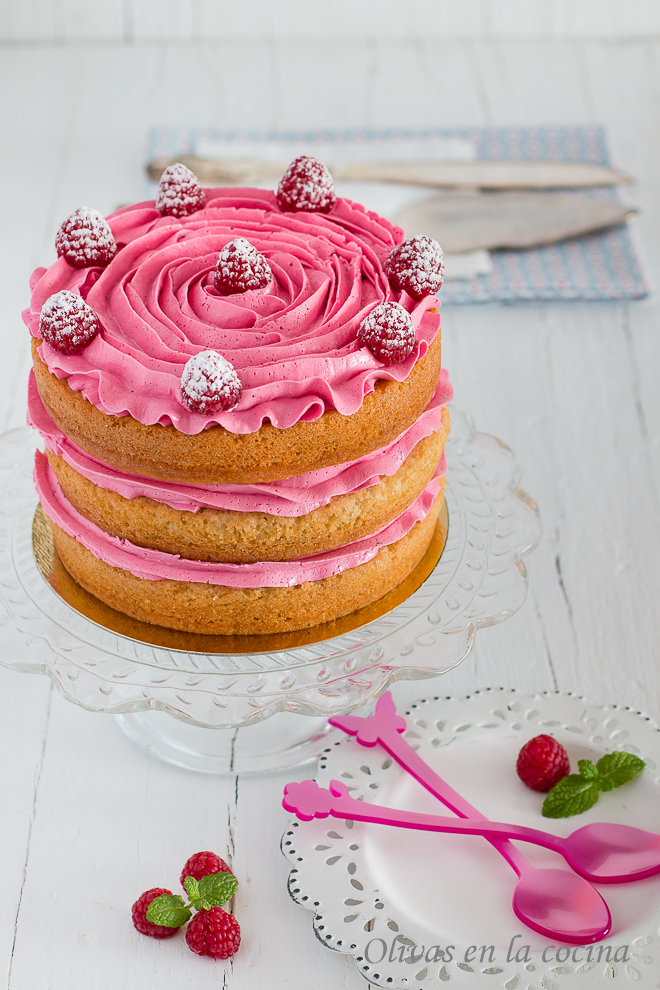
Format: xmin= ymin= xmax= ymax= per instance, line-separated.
xmin=115 ymin=709 xmax=334 ymax=774
xmin=0 ymin=410 xmax=540 ymax=774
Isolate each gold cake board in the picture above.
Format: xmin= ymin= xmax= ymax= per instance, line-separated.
xmin=32 ymin=501 xmax=448 ymax=655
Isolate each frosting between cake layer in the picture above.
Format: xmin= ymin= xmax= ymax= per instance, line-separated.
xmin=28 ymin=369 xmax=451 ymax=517
xmin=34 ymin=452 xmax=442 ymax=588
xmin=24 ymin=189 xmax=441 ymax=436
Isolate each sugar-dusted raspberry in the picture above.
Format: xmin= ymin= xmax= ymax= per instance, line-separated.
xmin=185 ymin=907 xmax=241 ymax=959
xmin=180 ymin=350 xmax=242 ymax=414
xmin=385 ymin=235 xmax=445 ymax=301
xmin=39 ymin=290 xmax=102 ymax=355
xmin=214 ymin=238 xmax=272 ymax=295
xmin=180 ymin=851 xmax=232 ymax=888
xmin=277 ymin=156 xmax=336 ymax=213
xmin=55 ymin=207 xmax=117 ymax=269
xmin=357 ymin=302 xmax=416 ymax=365
xmin=156 ymin=163 xmax=206 ymax=218
xmin=517 ymin=735 xmax=570 ymax=792
xmin=132 ymin=888 xmax=180 ymax=940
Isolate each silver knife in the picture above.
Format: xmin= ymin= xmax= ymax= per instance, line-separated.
xmin=146 ymin=156 xmax=631 ymax=190
xmin=391 ymin=192 xmax=636 ymax=253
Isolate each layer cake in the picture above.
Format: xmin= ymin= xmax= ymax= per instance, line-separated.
xmin=25 ymin=159 xmax=452 ymax=636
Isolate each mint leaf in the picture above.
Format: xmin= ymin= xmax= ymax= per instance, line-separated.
xmin=577 ymin=759 xmax=599 ymax=780
xmin=198 ymin=872 xmax=239 ymax=907
xmin=596 ymin=751 xmax=646 ymax=790
xmin=183 ymin=877 xmax=200 ymax=901
xmin=542 ymin=774 xmax=600 ymax=818
xmin=542 ymin=749 xmax=646 ymax=817
xmin=146 ymin=894 xmax=191 ymax=928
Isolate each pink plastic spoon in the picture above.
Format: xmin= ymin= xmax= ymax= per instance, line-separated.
xmin=321 ymin=692 xmax=613 ymax=944
xmin=283 ymin=778 xmax=660 ymax=882
xmin=283 ymin=778 xmax=612 ymax=944
xmin=330 ymin=693 xmax=660 ymax=884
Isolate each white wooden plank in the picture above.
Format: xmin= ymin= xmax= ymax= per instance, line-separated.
xmin=0 ymin=0 xmax=57 ymax=42
xmin=439 ymin=293 xmax=660 ymax=718
xmin=200 ymin=0 xmax=485 ymax=41
xmin=6 ymin=692 xmax=234 ymax=989
xmin=0 ymin=47 xmax=91 ymax=431
xmin=467 ymin=40 xmax=592 ymax=124
xmin=192 ymin=42 xmax=280 ymax=132
xmin=366 ymin=40 xmax=486 ymax=130
xmin=4 ymin=689 xmax=362 ymax=989
xmin=439 ymin=302 xmax=576 ymax=694
xmin=539 ymin=302 xmax=660 ymax=712
xmin=618 ymin=0 xmax=660 ymax=36
xmin=264 ymin=40 xmax=371 ymax=132
xmin=583 ymin=42 xmax=660 ymax=269
xmin=59 ymin=0 xmax=124 ymax=40
xmin=486 ymin=0 xmax=554 ymax=38
xmin=131 ymin=0 xmax=195 ymax=41
xmin=419 ymin=42 xmax=489 ymax=127
xmin=5 ymin=0 xmax=660 ymax=43
xmin=579 ymin=44 xmax=660 ymax=715
xmin=0 ymin=671 xmax=52 ymax=990
xmin=229 ymin=769 xmax=362 ymax=990
xmin=549 ymin=0 xmax=618 ymax=39
xmin=489 ymin=0 xmax=660 ymax=39
xmin=553 ymin=0 xmax=660 ymax=39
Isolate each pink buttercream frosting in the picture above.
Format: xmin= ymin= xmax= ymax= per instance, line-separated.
xmin=28 ymin=369 xmax=451 ymax=517
xmin=24 ymin=189 xmax=441 ymax=435
xmin=34 ymin=452 xmax=442 ymax=588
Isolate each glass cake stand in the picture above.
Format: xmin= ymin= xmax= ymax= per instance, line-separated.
xmin=0 ymin=410 xmax=540 ymax=773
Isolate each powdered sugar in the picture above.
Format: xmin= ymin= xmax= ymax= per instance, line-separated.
xmin=385 ymin=235 xmax=445 ymax=300
xmin=55 ymin=207 xmax=117 ymax=269
xmin=39 ymin=289 xmax=102 ymax=355
xmin=277 ymin=156 xmax=336 ymax=213
xmin=357 ymin=302 xmax=416 ymax=365
xmin=180 ymin=350 xmax=242 ymax=414
xmin=214 ymin=238 xmax=272 ymax=295
xmin=156 ymin=163 xmax=206 ymax=218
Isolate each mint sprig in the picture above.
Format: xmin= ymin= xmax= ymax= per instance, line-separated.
xmin=146 ymin=894 xmax=192 ymax=928
xmin=543 ymin=751 xmax=645 ymax=818
xmin=183 ymin=872 xmax=238 ymax=911
xmin=146 ymin=871 xmax=238 ymax=928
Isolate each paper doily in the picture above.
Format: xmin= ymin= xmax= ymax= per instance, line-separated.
xmin=283 ymin=689 xmax=660 ymax=988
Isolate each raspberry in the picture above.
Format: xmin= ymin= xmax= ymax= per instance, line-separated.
xmin=277 ymin=156 xmax=336 ymax=213
xmin=39 ymin=290 xmax=102 ymax=355
xmin=517 ymin=735 xmax=570 ymax=792
xmin=180 ymin=851 xmax=231 ymax=888
xmin=55 ymin=207 xmax=117 ymax=269
xmin=357 ymin=302 xmax=416 ymax=365
xmin=156 ymin=163 xmax=206 ymax=218
xmin=214 ymin=238 xmax=271 ymax=295
xmin=180 ymin=350 xmax=242 ymax=414
xmin=185 ymin=907 xmax=241 ymax=959
xmin=132 ymin=888 xmax=180 ymax=940
xmin=385 ymin=235 xmax=445 ymax=301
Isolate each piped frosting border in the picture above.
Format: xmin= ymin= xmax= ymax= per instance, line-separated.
xmin=24 ymin=190 xmax=440 ymax=435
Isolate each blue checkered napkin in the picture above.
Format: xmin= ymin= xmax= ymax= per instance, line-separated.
xmin=148 ymin=125 xmax=649 ymax=304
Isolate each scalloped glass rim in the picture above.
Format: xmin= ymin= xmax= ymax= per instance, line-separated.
xmin=0 ymin=411 xmax=540 ymax=727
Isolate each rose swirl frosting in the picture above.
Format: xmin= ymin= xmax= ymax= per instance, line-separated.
xmin=23 ymin=188 xmax=441 ymax=436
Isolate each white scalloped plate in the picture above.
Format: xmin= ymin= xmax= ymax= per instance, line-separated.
xmin=282 ymin=689 xmax=660 ymax=989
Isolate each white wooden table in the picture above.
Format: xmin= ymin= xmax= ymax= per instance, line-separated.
xmin=1 ymin=18 xmax=660 ymax=988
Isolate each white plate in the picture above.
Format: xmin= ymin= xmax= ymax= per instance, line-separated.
xmin=282 ymin=689 xmax=660 ymax=989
